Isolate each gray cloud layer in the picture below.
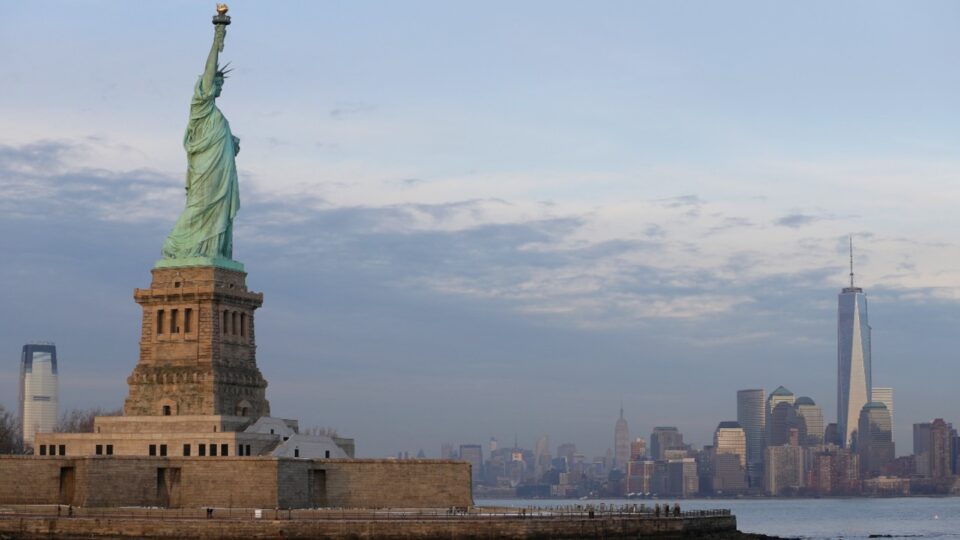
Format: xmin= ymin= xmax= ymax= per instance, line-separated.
xmin=1 ymin=140 xmax=956 ymax=456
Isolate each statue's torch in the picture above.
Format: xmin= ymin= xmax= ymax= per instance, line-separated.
xmin=213 ymin=4 xmax=231 ymax=26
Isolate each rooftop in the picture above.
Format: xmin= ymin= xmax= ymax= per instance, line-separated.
xmin=770 ymin=385 xmax=793 ymax=397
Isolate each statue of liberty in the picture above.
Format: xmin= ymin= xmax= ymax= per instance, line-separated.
xmin=159 ymin=4 xmax=243 ymax=271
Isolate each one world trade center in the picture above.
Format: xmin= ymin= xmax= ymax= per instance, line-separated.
xmin=837 ymin=238 xmax=871 ymax=448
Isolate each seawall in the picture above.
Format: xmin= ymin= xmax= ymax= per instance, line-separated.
xmin=0 ymin=509 xmax=740 ymax=539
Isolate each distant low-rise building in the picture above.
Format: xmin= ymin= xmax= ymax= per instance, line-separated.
xmin=667 ymin=458 xmax=698 ymax=498
xmin=862 ymin=476 xmax=910 ymax=496
xmin=713 ymin=453 xmax=747 ymax=494
xmin=626 ymin=459 xmax=656 ymax=495
xmin=765 ymin=444 xmax=803 ymax=495
xmin=808 ymin=446 xmax=860 ymax=495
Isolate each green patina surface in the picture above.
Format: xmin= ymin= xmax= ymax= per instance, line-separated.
xmin=157 ymin=16 xmax=242 ymax=271
xmin=154 ymin=256 xmax=244 ymax=272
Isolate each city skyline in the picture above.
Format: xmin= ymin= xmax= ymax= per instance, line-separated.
xmin=2 ymin=2 xmax=960 ymax=457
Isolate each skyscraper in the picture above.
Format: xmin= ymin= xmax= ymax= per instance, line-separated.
xmin=929 ymin=419 xmax=953 ymax=480
xmin=630 ymin=437 xmax=647 ymax=461
xmin=18 ymin=343 xmax=59 ymax=446
xmin=768 ymin=401 xmax=801 ymax=447
xmin=614 ymin=404 xmax=630 ymax=470
xmin=737 ymin=389 xmax=765 ymax=488
xmin=534 ymin=435 xmax=551 ymax=477
xmin=766 ymin=386 xmax=796 ymax=416
xmin=872 ymin=387 xmax=893 ymax=433
xmin=440 ymin=443 xmax=456 ymax=460
xmin=666 ymin=458 xmax=699 ymax=498
xmin=459 ymin=444 xmax=483 ymax=484
xmin=764 ymin=444 xmax=804 ymax=495
xmin=794 ymin=397 xmax=825 ymax=446
xmin=713 ymin=421 xmax=747 ymax=467
xmin=856 ymin=402 xmax=894 ymax=478
xmin=824 ymin=423 xmax=840 ymax=446
xmin=650 ymin=427 xmax=684 ymax=460
xmin=913 ymin=422 xmax=932 ymax=476
xmin=766 ymin=386 xmax=796 ymax=447
xmin=838 ymin=239 xmax=872 ymax=448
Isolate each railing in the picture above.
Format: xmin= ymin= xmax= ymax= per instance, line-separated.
xmin=0 ymin=504 xmax=731 ymax=522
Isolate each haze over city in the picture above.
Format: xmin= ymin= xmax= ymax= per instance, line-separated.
xmin=2 ymin=1 xmax=960 ymax=458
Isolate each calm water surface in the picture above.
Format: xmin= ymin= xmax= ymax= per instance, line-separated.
xmin=477 ymin=497 xmax=960 ymax=539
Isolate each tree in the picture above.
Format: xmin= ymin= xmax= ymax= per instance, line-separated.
xmin=55 ymin=407 xmax=122 ymax=433
xmin=0 ymin=405 xmax=26 ymax=454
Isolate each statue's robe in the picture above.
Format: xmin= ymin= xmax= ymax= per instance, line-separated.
xmin=161 ymin=76 xmax=240 ymax=261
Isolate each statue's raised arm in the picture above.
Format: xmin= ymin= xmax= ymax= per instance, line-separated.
xmin=203 ymin=28 xmax=225 ymax=92
xmin=158 ymin=4 xmax=242 ymax=271
xmin=203 ymin=5 xmax=230 ymax=94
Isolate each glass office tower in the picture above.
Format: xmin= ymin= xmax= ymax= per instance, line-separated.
xmin=18 ymin=343 xmax=59 ymax=446
xmin=837 ymin=249 xmax=871 ymax=449
xmin=737 ymin=389 xmax=766 ymax=488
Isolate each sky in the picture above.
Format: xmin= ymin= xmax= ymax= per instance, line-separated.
xmin=1 ymin=1 xmax=959 ymax=458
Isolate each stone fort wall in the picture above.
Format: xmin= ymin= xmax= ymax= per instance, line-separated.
xmin=0 ymin=456 xmax=472 ymax=509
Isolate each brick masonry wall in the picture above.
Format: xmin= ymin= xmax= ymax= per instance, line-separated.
xmin=0 ymin=457 xmax=67 ymax=504
xmin=321 ymin=460 xmax=473 ymax=508
xmin=0 ymin=457 xmax=472 ymax=509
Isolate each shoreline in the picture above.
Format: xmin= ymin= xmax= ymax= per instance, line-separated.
xmin=0 ymin=505 xmax=744 ymax=540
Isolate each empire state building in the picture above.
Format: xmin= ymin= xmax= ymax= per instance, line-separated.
xmin=837 ymin=239 xmax=872 ymax=448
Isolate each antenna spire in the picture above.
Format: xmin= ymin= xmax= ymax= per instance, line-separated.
xmin=620 ymin=398 xmax=624 ymax=419
xmin=849 ymin=235 xmax=855 ymax=288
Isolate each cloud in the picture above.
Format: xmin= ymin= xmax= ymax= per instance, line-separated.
xmin=0 ymin=140 xmax=181 ymax=223
xmin=4 ymin=136 xmax=960 ymax=457
xmin=329 ymin=102 xmax=377 ymax=119
xmin=656 ymin=194 xmax=703 ymax=208
xmin=0 ymin=140 xmax=73 ymax=171
xmin=707 ymin=216 xmax=754 ymax=234
xmin=775 ymin=213 xmax=819 ymax=228
xmin=644 ymin=224 xmax=666 ymax=238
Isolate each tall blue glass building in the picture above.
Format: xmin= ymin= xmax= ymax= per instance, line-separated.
xmin=18 ymin=342 xmax=59 ymax=446
xmin=837 ymin=254 xmax=871 ymax=449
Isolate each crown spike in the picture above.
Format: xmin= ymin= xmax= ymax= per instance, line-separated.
xmin=849 ymin=235 xmax=855 ymax=288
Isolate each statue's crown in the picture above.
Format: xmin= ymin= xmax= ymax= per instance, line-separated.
xmin=216 ymin=61 xmax=232 ymax=78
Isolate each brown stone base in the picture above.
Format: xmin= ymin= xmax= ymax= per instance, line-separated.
xmin=126 ymin=266 xmax=270 ymax=419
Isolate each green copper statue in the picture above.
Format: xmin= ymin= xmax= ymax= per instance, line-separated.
xmin=158 ymin=4 xmax=243 ymax=271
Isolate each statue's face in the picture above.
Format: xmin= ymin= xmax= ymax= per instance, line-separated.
xmin=214 ymin=76 xmax=224 ymax=97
